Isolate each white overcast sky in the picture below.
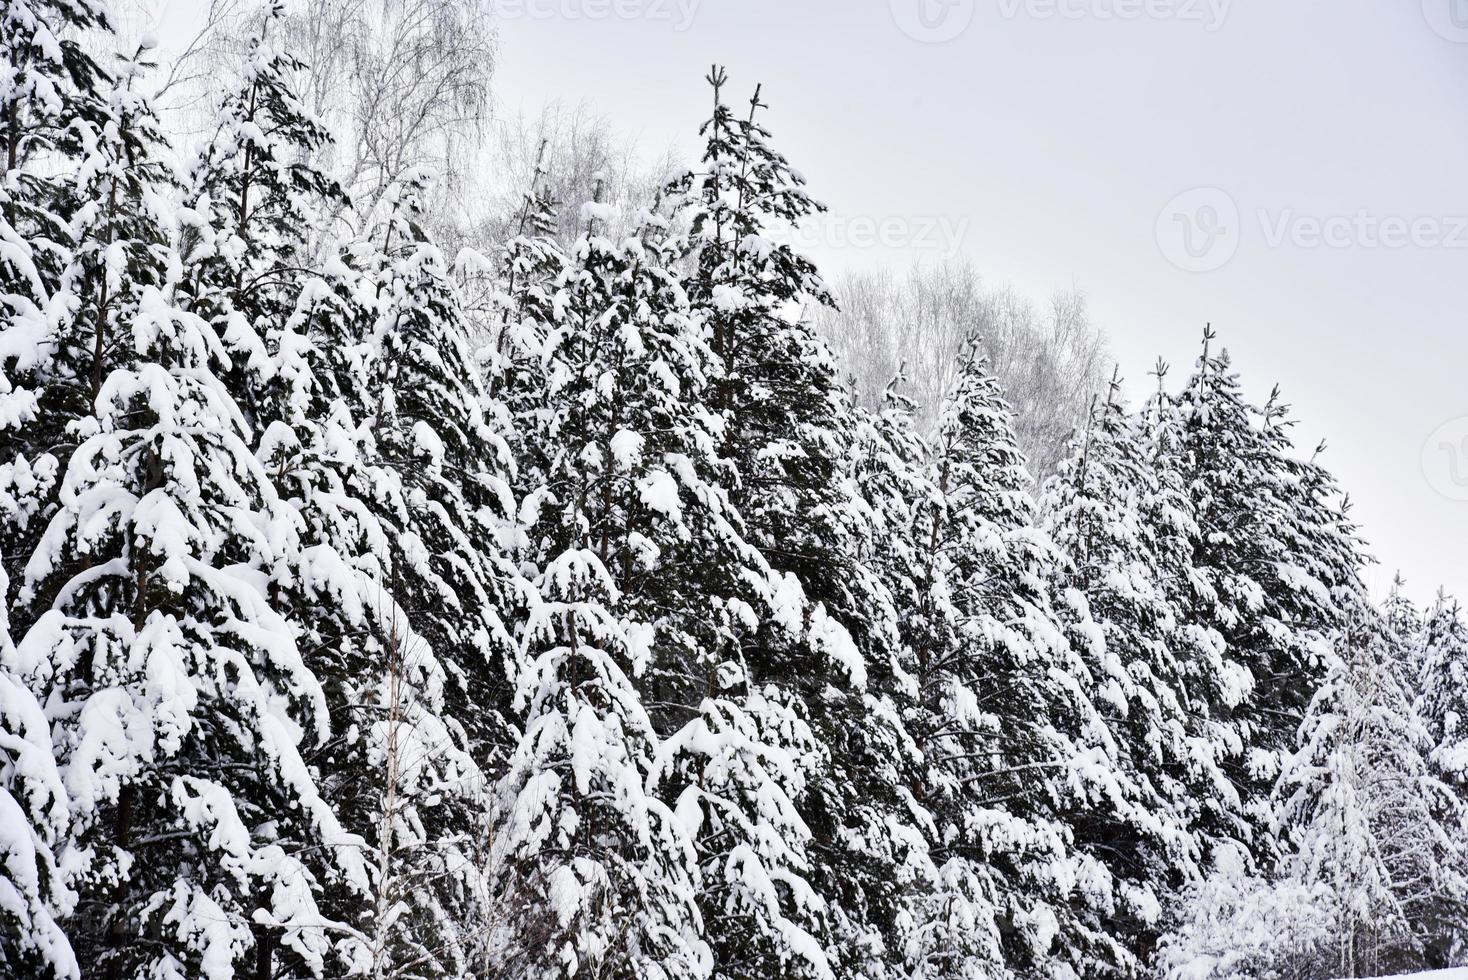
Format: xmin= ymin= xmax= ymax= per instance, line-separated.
xmin=488 ymin=0 xmax=1468 ymax=604
xmin=150 ymin=0 xmax=1468 ymax=603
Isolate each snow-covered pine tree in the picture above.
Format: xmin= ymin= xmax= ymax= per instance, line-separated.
xmin=1412 ymin=591 xmax=1468 ymax=965
xmin=1416 ymin=591 xmax=1468 ymax=790
xmin=179 ymin=12 xmax=521 ymax=969
xmin=1272 ymin=606 xmax=1468 ymax=977
xmin=1039 ymin=372 xmax=1234 ymax=961
xmin=13 ymin=34 xmax=368 ymax=977
xmin=369 ymin=171 xmax=525 ymax=755
xmin=250 ymin=216 xmax=491 ymax=980
xmin=614 ymin=202 xmax=837 ymax=978
xmin=0 ymin=553 xmax=76 ymax=979
xmin=1159 ymin=328 xmax=1363 ymax=854
xmin=1 ymin=0 xmax=114 ymax=622
xmin=0 ymin=0 xmax=110 ymax=287
xmin=171 ymin=16 xmax=403 ymax=974
xmin=911 ymin=340 xmax=1133 ymax=978
xmin=1413 ymin=589 xmax=1468 ymax=962
xmin=489 ymin=185 xmax=710 ymax=980
xmin=1382 ymin=575 xmax=1422 ymax=656
xmin=0 ymin=9 xmax=111 ymax=968
xmin=468 ymin=139 xmax=566 ymax=476
xmin=0 ymin=0 xmax=110 ymax=172
xmin=1151 ymin=355 xmax=1452 ymax=980
xmin=1135 ymin=358 xmax=1252 ymax=866
xmin=174 ymin=1 xmax=347 ymax=430
xmin=842 ymin=376 xmax=987 ymax=980
xmin=667 ymin=67 xmax=924 ymax=976
xmin=348 ymin=173 xmax=527 ymax=974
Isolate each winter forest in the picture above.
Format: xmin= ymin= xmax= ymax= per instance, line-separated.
xmin=2 ymin=2 xmax=1466 ymax=979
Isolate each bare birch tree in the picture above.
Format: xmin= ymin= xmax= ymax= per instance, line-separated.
xmin=117 ymin=0 xmax=495 ymax=231
xmin=815 ymin=261 xmax=1111 ymax=480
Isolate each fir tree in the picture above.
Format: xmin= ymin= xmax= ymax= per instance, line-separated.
xmin=352 ymin=174 xmax=525 ymax=973
xmin=368 ymin=173 xmax=522 ymax=763
xmin=471 ymin=139 xmax=566 ymax=476
xmin=1382 ymin=575 xmax=1422 ymax=652
xmin=0 ymin=9 xmax=112 ymax=969
xmin=1136 ymin=357 xmax=1251 ymax=861
xmin=631 ymin=204 xmax=835 ymax=978
xmin=1039 ymin=372 xmax=1232 ymax=962
xmin=1 ymin=0 xmax=115 ymax=623
xmin=0 ymin=0 xmax=110 ymax=301
xmin=1416 ymin=591 xmax=1468 ymax=792
xmin=259 ymin=203 xmax=501 ymax=977
xmin=668 ymin=67 xmax=925 ymax=976
xmin=913 ymin=342 xmax=1133 ymax=978
xmin=1160 ymin=329 xmax=1363 ymax=854
xmin=489 ymin=188 xmax=710 ymax=980
xmin=13 ymin=50 xmax=365 ymax=971
xmin=845 ymin=376 xmax=989 ymax=980
xmin=174 ymin=15 xmax=413 ymax=974
xmin=176 ymin=11 xmax=523 ymax=970
xmin=7 ymin=32 xmax=341 ymax=979
xmin=1412 ymin=591 xmax=1468 ymax=963
xmin=1273 ymin=609 xmax=1468 ymax=977
xmin=175 ymin=1 xmax=348 ymax=429
xmin=0 ymin=552 xmax=76 ymax=979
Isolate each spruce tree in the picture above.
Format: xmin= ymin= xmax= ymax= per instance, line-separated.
xmin=1160 ymin=329 xmax=1362 ymax=853
xmin=353 ymin=174 xmax=525 ymax=974
xmin=368 ymin=172 xmax=522 ymax=757
xmin=668 ymin=67 xmax=925 ymax=975
xmin=174 ymin=15 xmax=397 ymax=974
xmin=1 ymin=0 xmax=114 ymax=620
xmin=472 ymin=143 xmax=566 ymax=476
xmin=911 ymin=342 xmax=1134 ymax=978
xmin=179 ymin=10 xmax=522 ymax=967
xmin=1273 ymin=609 xmax=1468 ymax=977
xmin=0 ymin=0 xmax=110 ymax=307
xmin=1412 ymin=591 xmax=1468 ymax=964
xmin=845 ymin=377 xmax=990 ymax=980
xmin=1136 ymin=358 xmax=1252 ymax=861
xmin=1417 ymin=591 xmax=1468 ymax=793
xmin=256 ymin=210 xmax=497 ymax=978
xmin=1039 ymin=373 xmax=1232 ymax=961
xmin=0 ymin=554 xmax=76 ymax=979
xmin=638 ymin=210 xmax=835 ymax=977
xmin=1382 ymin=575 xmax=1422 ymax=654
xmin=174 ymin=1 xmax=347 ymax=429
xmin=0 ymin=8 xmax=111 ymax=969
xmin=489 ymin=188 xmax=709 ymax=980
xmin=12 ymin=38 xmax=366 ymax=972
